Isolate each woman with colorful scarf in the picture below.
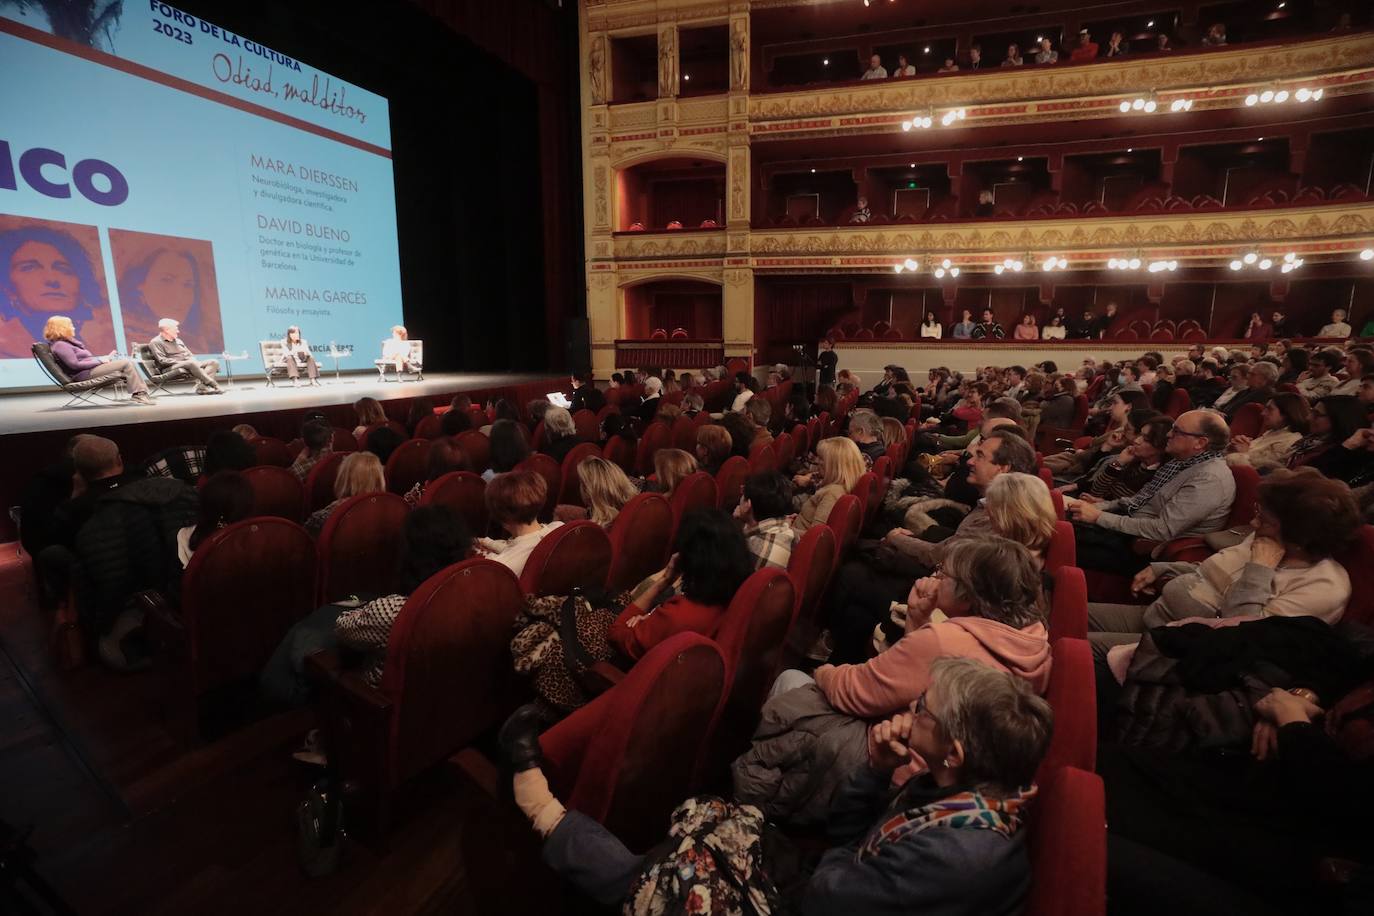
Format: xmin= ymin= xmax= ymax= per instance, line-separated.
xmin=498 ymin=656 xmax=1053 ymax=915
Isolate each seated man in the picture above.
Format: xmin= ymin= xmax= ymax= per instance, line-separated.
xmin=149 ymin=318 xmax=221 ymax=393
xmin=970 ymin=309 xmax=1005 ymax=340
xmin=1066 ymin=410 xmax=1234 ymax=576
xmin=735 ymin=472 xmax=799 ymax=571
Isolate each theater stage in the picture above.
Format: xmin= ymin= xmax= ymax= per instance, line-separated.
xmin=0 ymin=370 xmax=564 ymax=540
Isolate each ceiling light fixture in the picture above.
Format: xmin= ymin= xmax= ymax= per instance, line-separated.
xmin=1362 ymin=248 xmax=1374 ymax=261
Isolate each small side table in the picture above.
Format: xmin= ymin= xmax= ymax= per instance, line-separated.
xmin=220 ymin=351 xmax=250 ymax=390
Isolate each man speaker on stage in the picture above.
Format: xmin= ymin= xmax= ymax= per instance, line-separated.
xmin=150 ymin=318 xmax=222 ymax=394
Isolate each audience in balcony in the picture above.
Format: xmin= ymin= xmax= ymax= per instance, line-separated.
xmin=1298 ymin=350 xmax=1342 ymax=401
xmin=1155 ymin=33 xmax=1173 ymax=52
xmin=1034 ymin=37 xmax=1058 ymax=64
xmin=1244 ymin=312 xmax=1272 ymax=341
xmin=1227 ymin=393 xmax=1311 ymax=472
xmin=1069 ymin=309 xmax=1096 ymax=340
xmin=937 ymin=58 xmax=959 ymax=74
xmin=951 ymin=309 xmax=976 ymax=339
xmin=1013 ymin=315 xmax=1039 ymax=341
xmin=1201 ymin=22 xmax=1228 ymax=48
xmin=1269 ymin=309 xmax=1290 ymax=338
xmin=1094 ymin=303 xmax=1119 ymax=339
xmin=919 ymin=312 xmax=942 ymax=339
xmin=1001 ymin=43 xmax=1023 ymax=66
xmin=974 ymin=190 xmax=995 ymax=217
xmin=861 ymin=53 xmax=887 ymax=80
xmin=1104 ymin=31 xmax=1128 ymax=58
xmin=966 ymin=45 xmax=983 ymax=70
xmin=848 ymin=196 xmax=872 ymax=224
xmin=1042 ymin=315 xmax=1067 ymax=340
xmin=305 ymin=451 xmax=386 ymax=537
xmin=971 ymin=309 xmax=1005 ymax=340
xmin=891 ymin=54 xmax=915 ymax=78
xmin=1069 ymin=29 xmax=1099 ymax=63
xmin=1087 ymin=468 xmax=1357 ymax=657
xmin=1067 ymin=409 xmax=1234 ymax=575
xmin=1319 ymin=308 xmax=1352 ymax=338
xmin=608 ymin=508 xmax=752 ymax=661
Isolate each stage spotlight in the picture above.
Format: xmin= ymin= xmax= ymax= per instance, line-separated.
xmin=1258 ymin=258 xmax=1273 ymax=270
xmin=1245 ymin=94 xmax=1259 ymax=106
xmin=1230 ymin=260 xmax=1243 ymax=270
xmin=1243 ymin=252 xmax=1258 ymax=264
xmin=1362 ymin=248 xmax=1374 ymax=261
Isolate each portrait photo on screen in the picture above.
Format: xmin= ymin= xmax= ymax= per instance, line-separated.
xmin=109 ymin=229 xmax=225 ymax=355
xmin=0 ymin=215 xmax=116 ymax=360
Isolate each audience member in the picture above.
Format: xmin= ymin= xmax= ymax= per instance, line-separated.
xmin=950 ymin=309 xmax=976 ymax=339
xmin=290 ymin=419 xmax=333 ymax=482
xmin=1034 ymin=37 xmax=1058 ymax=63
xmin=1001 ymin=43 xmax=1023 ymax=66
xmin=486 ymin=419 xmax=531 ymax=481
xmin=174 ymin=470 xmax=253 ymax=572
xmin=477 ymin=470 xmax=562 ymax=576
xmin=540 ymin=407 xmax=581 ymax=464
xmin=439 ymin=408 xmax=472 ymax=437
xmin=403 ymin=440 xmax=469 ymax=508
xmin=364 ymin=425 xmax=404 ymax=466
xmin=576 ymin=457 xmax=637 ymax=527
xmin=1070 ymin=415 xmax=1171 ymax=502
xmin=937 ymin=57 xmax=959 ymax=73
xmin=731 ymin=372 xmax=755 ymax=412
xmin=695 ymin=424 xmax=733 ymax=477
xmin=735 ymin=472 xmax=799 ymax=571
xmin=1226 ymin=394 xmax=1310 ymax=471
xmin=651 ymin=448 xmax=698 ymax=500
xmin=1104 ymin=30 xmax=1128 ymax=57
xmin=1219 ymin=361 xmax=1277 ymax=420
xmin=568 ymin=372 xmax=605 ymax=414
xmin=1200 ymin=22 xmax=1228 ymax=47
xmin=860 ymin=53 xmax=887 ymax=80
xmin=1298 ymin=349 xmax=1342 ymax=401
xmin=352 ymin=397 xmax=387 ymax=438
xmin=204 ymin=429 xmax=255 ymax=477
xmin=971 ymin=309 xmax=1004 ymax=340
xmin=1069 ymin=29 xmax=1099 ymax=62
xmin=794 ymin=437 xmax=865 ymax=532
xmin=305 ymin=451 xmax=386 ymax=537
xmin=607 ymin=509 xmax=752 ymax=660
xmin=1318 ymin=308 xmax=1352 ymax=338
xmin=890 ymin=55 xmax=915 ymax=78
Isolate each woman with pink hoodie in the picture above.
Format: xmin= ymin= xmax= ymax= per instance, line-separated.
xmin=814 ymin=536 xmax=1051 ymax=718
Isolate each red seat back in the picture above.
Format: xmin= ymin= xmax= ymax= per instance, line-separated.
xmin=1227 ymin=463 xmax=1260 ymax=527
xmin=635 ymin=422 xmax=673 ymax=476
xmin=385 ymin=438 xmax=432 ymax=495
xmin=182 ymin=517 xmax=316 ymax=697
xmin=540 ymin=633 xmax=727 ymax=852
xmin=1070 ymin=395 xmax=1090 ymax=429
xmin=787 ymin=524 xmax=838 ymax=635
xmin=381 ymin=559 xmax=526 ymax=784
xmin=748 ymin=441 xmax=776 ymax=475
xmin=331 ymin=428 xmax=358 ymax=453
xmin=515 ymin=453 xmax=562 ymax=521
xmin=670 ymin=472 xmax=717 ymax=539
xmin=316 ymin=492 xmax=410 ymax=604
xmin=1026 ymin=767 xmax=1107 ymax=916
xmin=1335 ymin=525 xmax=1374 ymax=626
xmin=606 ymin=494 xmax=674 ymax=592
xmin=1164 ymin=387 xmax=1191 ymax=419
xmin=714 ymin=456 xmax=749 ymax=511
xmin=826 ymin=494 xmax=863 ymax=555
xmin=773 ymin=432 xmax=796 ymax=473
xmin=852 ymin=472 xmax=878 ymax=530
xmin=788 ymin=424 xmax=809 ymax=458
xmin=557 ymin=442 xmax=603 ymax=507
xmin=452 ymin=430 xmax=491 ymax=473
xmin=1229 ymin=402 xmax=1264 ymax=439
xmin=419 ymin=471 xmax=488 ymax=534
xmin=572 ymin=409 xmax=600 ymax=442
xmin=250 ymin=436 xmax=293 ymax=468
xmin=1045 ymin=520 xmax=1076 ymax=573
xmin=602 ymin=435 xmax=636 ymax=474
xmin=304 ymin=452 xmax=345 ymax=512
xmin=1039 ymin=637 xmax=1096 ymax=778
xmin=413 ymin=414 xmax=442 ymax=439
xmin=241 ymin=465 xmax=305 ymax=522
xmin=707 ymin=569 xmax=798 ymax=779
xmin=531 ymin=420 xmax=546 ymax=452
xmin=1048 ymin=566 xmax=1088 ymax=642
xmin=671 ymin=416 xmax=697 ymax=451
xmin=518 ymin=520 xmax=612 ymax=596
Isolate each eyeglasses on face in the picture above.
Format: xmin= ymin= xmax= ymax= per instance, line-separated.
xmin=1166 ymin=424 xmax=1208 ymax=439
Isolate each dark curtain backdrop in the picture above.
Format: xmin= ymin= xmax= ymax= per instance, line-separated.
xmin=177 ymin=0 xmax=582 ymax=373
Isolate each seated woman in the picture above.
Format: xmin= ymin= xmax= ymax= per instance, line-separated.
xmin=351 ymin=397 xmax=387 ymax=440
xmin=1226 ymin=393 xmax=1309 ymax=472
xmin=1068 ymin=415 xmax=1170 ymax=503
xmin=803 ymin=537 xmax=1051 ymax=721
xmin=402 ymin=439 xmax=469 ymax=508
xmin=1037 ymin=376 xmax=1079 ymax=429
xmin=203 ymin=428 xmax=256 ymax=478
xmin=650 ymin=448 xmax=698 ymax=500
xmin=304 ymin=451 xmax=387 ymax=536
xmin=476 ymin=470 xmax=562 ymax=576
xmin=921 ymin=381 xmax=988 ymax=434
xmin=405 ymin=398 xmax=434 ymax=437
xmin=485 ymin=419 xmax=531 ymax=482
xmin=280 ymin=325 xmax=320 ymax=386
xmin=540 ymin=406 xmax=581 ymax=465
xmin=1290 ymin=396 xmax=1372 ymax=482
xmin=379 ymin=324 xmax=412 ymax=379
xmin=694 ymin=424 xmax=732 ymax=478
xmin=792 ymin=437 xmax=865 ymax=532
xmin=607 ymin=509 xmax=752 ymax=661
xmin=44 ymin=315 xmax=154 ymax=405
xmin=1088 ymin=467 xmax=1359 ymax=657
xmin=1044 ymin=394 xmax=1149 ymax=479
xmin=176 ymin=470 xmax=254 ymax=568
xmin=260 ymin=505 xmax=472 ymax=707
xmin=572 ymin=457 xmax=637 ymax=527
xmin=502 ymin=657 xmax=1053 ymax=915
xmin=1013 ymin=314 xmax=1039 ymax=340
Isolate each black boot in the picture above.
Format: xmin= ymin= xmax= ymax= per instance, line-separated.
xmin=498 ymin=704 xmax=547 ymax=772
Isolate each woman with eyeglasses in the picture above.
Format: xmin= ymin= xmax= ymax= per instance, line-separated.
xmin=1088 ymin=468 xmax=1359 ymax=658
xmin=499 ymin=656 xmax=1053 ymax=915
xmin=1286 ymin=395 xmax=1367 ymax=476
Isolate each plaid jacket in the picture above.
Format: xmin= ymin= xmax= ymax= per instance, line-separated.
xmin=745 ymin=517 xmax=799 ymax=572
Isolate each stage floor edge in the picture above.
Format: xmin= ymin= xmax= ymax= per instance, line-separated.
xmin=0 ymin=371 xmax=562 ymax=436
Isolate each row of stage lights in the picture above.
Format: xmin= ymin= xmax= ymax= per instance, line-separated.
xmin=888 ymin=248 xmax=1374 ymax=275
xmin=1246 ymin=86 xmax=1323 ymax=106
xmin=902 ymin=108 xmax=965 ymax=131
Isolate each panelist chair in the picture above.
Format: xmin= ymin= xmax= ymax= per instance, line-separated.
xmin=133 ymin=343 xmax=195 ymax=395
xmin=258 ymin=340 xmax=291 ymax=388
xmin=374 ymin=341 xmax=424 ymax=382
xmin=31 ymin=343 xmax=125 ymax=407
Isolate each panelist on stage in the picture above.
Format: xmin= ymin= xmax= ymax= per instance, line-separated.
xmin=281 ymin=325 xmax=321 ymax=386
xmin=380 ymin=325 xmax=413 ymax=376
xmin=45 ymin=315 xmax=154 ymax=406
xmin=150 ymin=319 xmax=222 ymax=394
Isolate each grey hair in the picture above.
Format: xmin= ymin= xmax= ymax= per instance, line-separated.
xmin=157 ymin=318 xmax=179 ymax=330
xmin=1248 ymin=360 xmax=1279 ymax=386
xmin=544 ymin=406 xmax=575 ymax=438
xmin=684 ymin=393 xmax=704 ymax=411
xmin=928 ymin=657 xmax=1054 ymax=796
xmin=849 ymin=409 xmax=884 ymax=440
xmin=1196 ymin=411 xmax=1231 ymax=451
xmin=940 ymin=535 xmax=1044 ymax=628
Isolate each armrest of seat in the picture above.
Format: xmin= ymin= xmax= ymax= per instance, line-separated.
xmin=305 ymin=650 xmax=394 ymax=802
xmin=1155 ymin=536 xmax=1211 ymax=563
xmin=578 ymin=660 xmax=626 ymax=696
xmin=1132 ymin=539 xmax=1161 ymax=557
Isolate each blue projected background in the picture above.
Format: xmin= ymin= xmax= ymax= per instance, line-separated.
xmin=0 ymin=1 xmax=403 ymax=389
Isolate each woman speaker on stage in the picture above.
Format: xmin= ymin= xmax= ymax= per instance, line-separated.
xmin=281 ymin=326 xmax=320 ymax=386
xmin=379 ymin=325 xmax=413 ymax=381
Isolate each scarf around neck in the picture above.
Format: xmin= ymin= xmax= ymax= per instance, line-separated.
xmin=1120 ymin=450 xmax=1222 ymax=515
xmin=857 ymin=784 xmax=1035 ymax=861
